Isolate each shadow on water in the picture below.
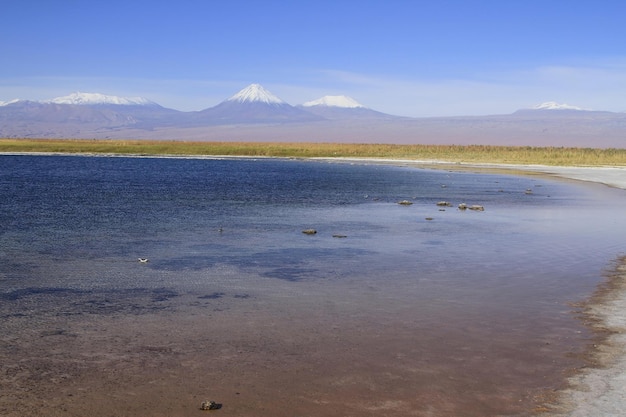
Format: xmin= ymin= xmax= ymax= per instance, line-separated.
xmin=0 ymin=287 xmax=180 ymax=318
xmin=149 ymin=247 xmax=373 ymax=283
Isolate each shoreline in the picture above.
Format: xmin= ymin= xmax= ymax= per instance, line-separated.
xmin=309 ymin=157 xmax=626 ymax=190
xmin=317 ymin=157 xmax=626 ymax=415
xmin=3 ymin=152 xmax=626 ymax=415
xmin=547 ymin=256 xmax=626 ymax=416
xmin=405 ymin=160 xmax=626 ymax=415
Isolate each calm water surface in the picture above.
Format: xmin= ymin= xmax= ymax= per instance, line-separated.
xmin=1 ymin=155 xmax=625 ymax=416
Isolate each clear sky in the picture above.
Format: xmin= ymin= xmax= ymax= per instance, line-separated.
xmin=1 ymin=0 xmax=625 ymax=116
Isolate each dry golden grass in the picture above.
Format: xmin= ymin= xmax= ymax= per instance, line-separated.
xmin=1 ymin=138 xmax=625 ymax=166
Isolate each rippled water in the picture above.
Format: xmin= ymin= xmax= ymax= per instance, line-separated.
xmin=1 ymin=155 xmax=625 ymax=416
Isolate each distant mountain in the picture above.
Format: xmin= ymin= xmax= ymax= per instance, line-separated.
xmin=46 ymin=92 xmax=159 ymax=107
xmin=531 ymin=101 xmax=586 ymax=111
xmin=1 ymin=85 xmax=624 ymax=147
xmin=194 ymin=84 xmax=322 ymax=124
xmin=298 ymin=95 xmax=399 ymax=120
xmin=302 ymin=95 xmax=364 ymax=108
xmin=512 ymin=102 xmax=618 ymax=118
xmin=226 ymin=83 xmax=284 ymax=105
xmin=0 ymin=99 xmax=21 ymax=107
xmin=0 ymin=100 xmax=139 ymax=124
xmin=0 ymin=93 xmax=181 ymax=135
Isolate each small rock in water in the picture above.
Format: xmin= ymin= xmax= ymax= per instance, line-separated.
xmin=457 ymin=203 xmax=484 ymax=211
xmin=200 ymin=400 xmax=222 ymax=410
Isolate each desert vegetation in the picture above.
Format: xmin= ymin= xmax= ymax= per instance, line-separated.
xmin=1 ymin=138 xmax=625 ymax=166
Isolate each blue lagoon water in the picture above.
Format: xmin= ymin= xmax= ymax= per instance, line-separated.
xmin=1 ymin=155 xmax=625 ymax=416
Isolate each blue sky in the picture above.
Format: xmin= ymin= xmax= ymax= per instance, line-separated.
xmin=1 ymin=0 xmax=625 ymax=116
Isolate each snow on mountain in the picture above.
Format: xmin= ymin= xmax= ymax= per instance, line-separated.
xmin=302 ymin=95 xmax=364 ymax=109
xmin=532 ymin=101 xmax=586 ymax=111
xmin=47 ymin=92 xmax=157 ymax=106
xmin=227 ymin=84 xmax=285 ymax=105
xmin=298 ymin=95 xmax=396 ymax=120
xmin=0 ymin=99 xmax=21 ymax=106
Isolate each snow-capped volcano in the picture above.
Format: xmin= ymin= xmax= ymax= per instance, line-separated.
xmin=532 ymin=101 xmax=585 ymax=111
xmin=197 ymin=83 xmax=321 ymax=124
xmin=302 ymin=95 xmax=365 ymax=109
xmin=227 ymin=84 xmax=285 ymax=105
xmin=47 ymin=92 xmax=157 ymax=106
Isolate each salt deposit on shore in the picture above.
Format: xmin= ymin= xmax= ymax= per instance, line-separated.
xmin=328 ymin=158 xmax=626 ymax=190
xmin=547 ymin=258 xmax=626 ymax=416
xmin=513 ymin=165 xmax=626 ymax=190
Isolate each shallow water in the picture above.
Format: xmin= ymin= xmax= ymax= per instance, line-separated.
xmin=1 ymin=155 xmax=625 ymax=416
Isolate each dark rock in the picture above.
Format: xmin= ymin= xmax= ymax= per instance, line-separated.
xmin=200 ymin=400 xmax=222 ymax=410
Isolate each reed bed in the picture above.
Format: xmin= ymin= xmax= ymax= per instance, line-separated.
xmin=1 ymin=138 xmax=625 ymax=166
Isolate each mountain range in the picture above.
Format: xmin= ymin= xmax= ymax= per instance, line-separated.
xmin=1 ymin=84 xmax=625 ymax=148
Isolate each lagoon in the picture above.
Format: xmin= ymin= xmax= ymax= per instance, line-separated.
xmin=1 ymin=155 xmax=625 ymax=416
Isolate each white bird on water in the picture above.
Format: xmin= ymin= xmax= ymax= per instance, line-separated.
xmin=138 ymin=258 xmax=149 ymax=263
